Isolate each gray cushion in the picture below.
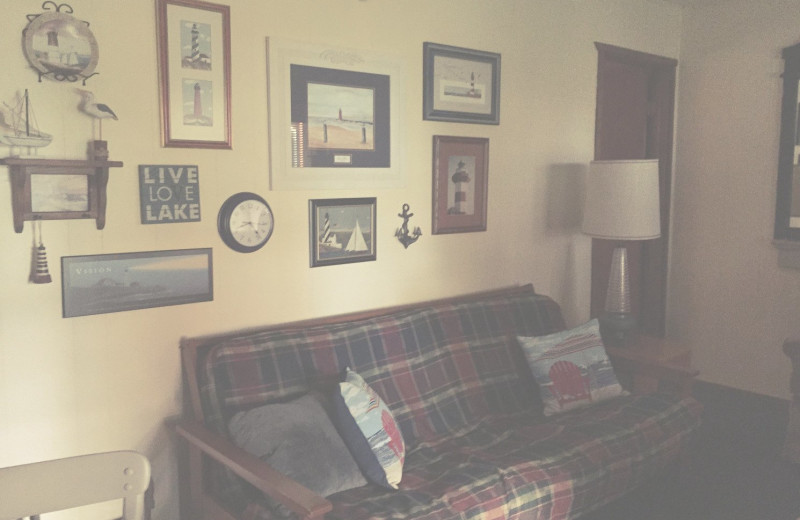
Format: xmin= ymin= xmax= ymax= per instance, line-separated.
xmin=227 ymin=393 xmax=367 ymax=497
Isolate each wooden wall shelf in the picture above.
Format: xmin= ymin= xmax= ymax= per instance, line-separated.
xmin=1 ymin=141 xmax=123 ymax=233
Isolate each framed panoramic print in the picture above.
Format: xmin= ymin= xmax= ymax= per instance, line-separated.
xmin=267 ymin=38 xmax=404 ymax=190
xmin=432 ymin=135 xmax=489 ymax=234
xmin=309 ymin=198 xmax=376 ymax=267
xmin=61 ymin=248 xmax=213 ymax=317
xmin=423 ymin=42 xmax=501 ymax=125
xmin=156 ymin=0 xmax=231 ymax=149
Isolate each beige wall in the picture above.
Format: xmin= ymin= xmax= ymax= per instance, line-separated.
xmin=669 ymin=0 xmax=800 ymax=400
xmin=0 ymin=1 xmax=681 ymax=518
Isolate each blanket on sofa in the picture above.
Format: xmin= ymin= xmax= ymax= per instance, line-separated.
xmin=192 ymin=289 xmax=702 ymax=520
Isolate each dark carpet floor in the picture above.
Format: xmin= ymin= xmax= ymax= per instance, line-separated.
xmin=585 ymin=381 xmax=800 ymax=520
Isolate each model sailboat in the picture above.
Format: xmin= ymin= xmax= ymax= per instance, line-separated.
xmin=2 ymin=89 xmax=52 ymax=151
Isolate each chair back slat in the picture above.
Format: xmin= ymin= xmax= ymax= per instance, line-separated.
xmin=0 ymin=451 xmax=150 ymax=520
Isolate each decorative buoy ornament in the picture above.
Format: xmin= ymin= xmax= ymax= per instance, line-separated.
xmin=30 ymin=220 xmax=52 ymax=284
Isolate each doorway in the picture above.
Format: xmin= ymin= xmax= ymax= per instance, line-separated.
xmin=592 ymin=43 xmax=677 ymax=336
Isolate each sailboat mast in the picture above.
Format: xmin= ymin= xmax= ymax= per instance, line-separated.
xmin=24 ymin=89 xmax=30 ymax=137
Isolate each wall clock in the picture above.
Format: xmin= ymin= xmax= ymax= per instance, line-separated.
xmin=217 ymin=192 xmax=274 ymax=253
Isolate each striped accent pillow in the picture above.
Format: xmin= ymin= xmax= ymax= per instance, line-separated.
xmin=332 ymin=368 xmax=405 ymax=489
xmin=518 ymin=319 xmax=626 ymax=416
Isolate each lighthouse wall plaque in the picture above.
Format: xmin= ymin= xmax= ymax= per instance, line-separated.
xmin=431 ymin=135 xmax=489 ymax=235
xmin=156 ymin=0 xmax=231 ymax=149
xmin=22 ymin=2 xmax=100 ymax=85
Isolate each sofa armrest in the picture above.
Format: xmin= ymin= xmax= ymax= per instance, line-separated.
xmin=175 ymin=419 xmax=332 ymax=519
xmin=606 ymin=347 xmax=699 ymax=397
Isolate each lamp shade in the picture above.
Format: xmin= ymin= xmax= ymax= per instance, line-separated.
xmin=582 ymin=159 xmax=661 ymax=240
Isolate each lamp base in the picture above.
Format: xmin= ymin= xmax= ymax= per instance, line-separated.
xmin=599 ymin=312 xmax=637 ymax=347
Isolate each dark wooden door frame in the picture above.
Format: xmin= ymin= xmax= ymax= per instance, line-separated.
xmin=592 ymin=42 xmax=676 ymax=337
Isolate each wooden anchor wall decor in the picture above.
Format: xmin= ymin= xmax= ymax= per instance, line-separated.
xmin=1 ymin=140 xmax=123 ymax=233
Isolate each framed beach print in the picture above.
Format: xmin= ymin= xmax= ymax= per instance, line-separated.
xmin=156 ymin=0 xmax=231 ymax=149
xmin=309 ymin=198 xmax=376 ymax=267
xmin=423 ymin=42 xmax=501 ymax=125
xmin=432 ymin=136 xmax=489 ymax=234
xmin=268 ymin=38 xmax=404 ymax=190
xmin=61 ymin=248 xmax=213 ymax=318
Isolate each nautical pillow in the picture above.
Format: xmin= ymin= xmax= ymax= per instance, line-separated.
xmin=518 ymin=319 xmax=627 ymax=416
xmin=331 ymin=368 xmax=405 ymax=489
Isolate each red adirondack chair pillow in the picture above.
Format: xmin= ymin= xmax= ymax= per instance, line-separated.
xmin=518 ymin=319 xmax=627 ymax=416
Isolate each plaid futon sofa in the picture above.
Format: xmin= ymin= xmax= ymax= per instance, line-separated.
xmin=179 ymin=285 xmax=702 ymax=520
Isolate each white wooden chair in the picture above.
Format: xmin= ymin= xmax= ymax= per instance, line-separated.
xmin=0 ymin=450 xmax=151 ymax=520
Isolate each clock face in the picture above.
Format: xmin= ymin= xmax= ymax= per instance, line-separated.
xmin=218 ymin=193 xmax=274 ymax=252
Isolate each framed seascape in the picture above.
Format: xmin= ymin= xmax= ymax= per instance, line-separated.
xmin=432 ymin=135 xmax=489 ymax=234
xmin=156 ymin=0 xmax=231 ymax=148
xmin=309 ymin=198 xmax=376 ymax=267
xmin=61 ymin=248 xmax=213 ymax=317
xmin=423 ymin=42 xmax=501 ymax=125
xmin=268 ymin=38 xmax=404 ymax=190
xmin=290 ymin=64 xmax=390 ymax=169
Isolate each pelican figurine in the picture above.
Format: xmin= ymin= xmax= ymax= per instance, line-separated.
xmin=76 ymin=89 xmax=118 ymax=139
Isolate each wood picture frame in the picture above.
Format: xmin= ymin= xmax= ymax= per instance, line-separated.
xmin=432 ymin=135 xmax=489 ymax=234
xmin=423 ymin=42 xmax=501 ymax=125
xmin=268 ymin=38 xmax=404 ymax=190
xmin=156 ymin=0 xmax=231 ymax=149
xmin=309 ymin=198 xmax=376 ymax=267
xmin=61 ymin=248 xmax=213 ymax=318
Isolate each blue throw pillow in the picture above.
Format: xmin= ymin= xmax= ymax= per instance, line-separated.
xmin=518 ymin=319 xmax=627 ymax=416
xmin=331 ymin=368 xmax=405 ymax=489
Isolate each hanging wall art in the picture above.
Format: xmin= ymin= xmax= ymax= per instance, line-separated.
xmin=22 ymin=2 xmax=100 ymax=84
xmin=156 ymin=0 xmax=231 ymax=149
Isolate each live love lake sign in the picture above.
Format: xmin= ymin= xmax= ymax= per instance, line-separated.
xmin=138 ymin=165 xmax=201 ymax=224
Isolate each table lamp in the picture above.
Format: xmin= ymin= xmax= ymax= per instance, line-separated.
xmin=582 ymin=159 xmax=661 ymax=345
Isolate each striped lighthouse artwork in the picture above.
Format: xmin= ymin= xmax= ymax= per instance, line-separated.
xmin=181 ymin=22 xmax=212 ymax=70
xmin=179 ymin=19 xmax=213 ymax=126
xmin=447 ymin=156 xmax=475 ymax=215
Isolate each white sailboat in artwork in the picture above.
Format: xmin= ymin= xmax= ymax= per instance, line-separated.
xmin=345 ymin=219 xmax=369 ymax=252
xmin=1 ymin=89 xmax=52 ymax=153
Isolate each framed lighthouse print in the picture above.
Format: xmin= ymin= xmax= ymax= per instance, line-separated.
xmin=432 ymin=136 xmax=489 ymax=234
xmin=423 ymin=42 xmax=501 ymax=125
xmin=267 ymin=38 xmax=405 ymax=190
xmin=309 ymin=198 xmax=376 ymax=267
xmin=156 ymin=0 xmax=231 ymax=149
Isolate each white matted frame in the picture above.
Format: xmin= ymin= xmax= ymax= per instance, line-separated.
xmin=267 ymin=38 xmax=404 ymax=190
xmin=156 ymin=0 xmax=231 ymax=149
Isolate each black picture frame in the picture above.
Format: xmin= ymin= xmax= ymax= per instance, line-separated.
xmin=291 ymin=64 xmax=391 ymax=168
xmin=61 ymin=248 xmax=213 ymax=317
xmin=309 ymin=198 xmax=376 ymax=267
xmin=775 ymin=41 xmax=800 ymax=241
xmin=423 ymin=42 xmax=501 ymax=125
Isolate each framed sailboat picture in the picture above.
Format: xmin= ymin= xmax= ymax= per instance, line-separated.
xmin=309 ymin=198 xmax=376 ymax=267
